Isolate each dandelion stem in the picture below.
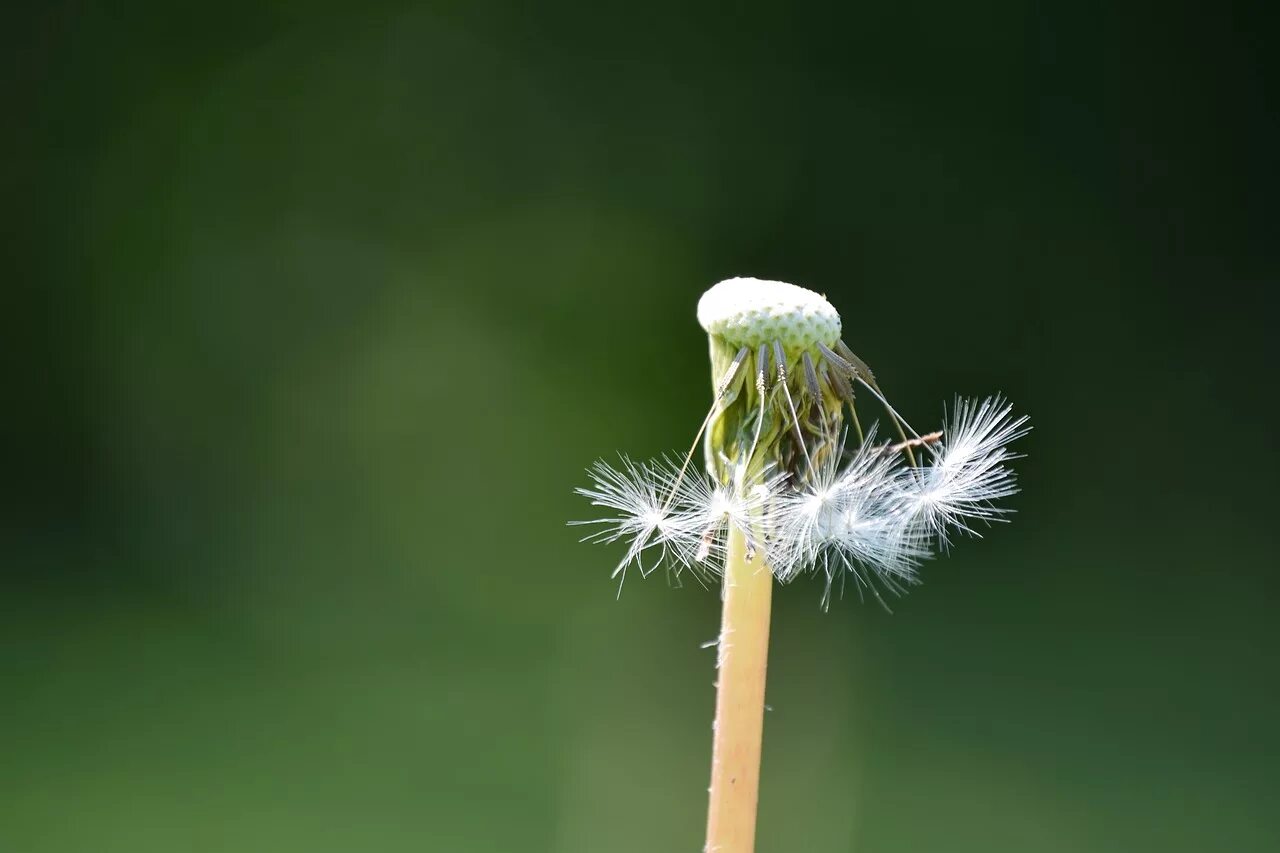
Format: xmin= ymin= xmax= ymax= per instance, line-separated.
xmin=705 ymin=526 xmax=773 ymax=853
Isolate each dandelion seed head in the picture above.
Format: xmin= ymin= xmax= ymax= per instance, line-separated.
xmin=574 ymin=277 xmax=1029 ymax=604
xmin=697 ymin=277 xmax=841 ymax=349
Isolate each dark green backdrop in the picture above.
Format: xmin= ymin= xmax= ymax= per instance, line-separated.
xmin=4 ymin=3 xmax=1277 ymax=851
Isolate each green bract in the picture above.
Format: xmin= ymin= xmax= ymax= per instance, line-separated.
xmin=699 ymin=279 xmax=847 ymax=487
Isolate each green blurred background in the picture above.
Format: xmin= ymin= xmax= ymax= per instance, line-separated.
xmin=4 ymin=3 xmax=1278 ymax=851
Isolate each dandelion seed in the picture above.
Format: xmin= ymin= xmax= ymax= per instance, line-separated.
xmin=903 ymin=395 xmax=1031 ymax=544
xmin=571 ymin=455 xmax=698 ymax=584
xmin=773 ymin=429 xmax=928 ymax=607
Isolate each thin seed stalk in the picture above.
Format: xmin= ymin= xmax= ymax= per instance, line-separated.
xmin=705 ymin=525 xmax=773 ymax=853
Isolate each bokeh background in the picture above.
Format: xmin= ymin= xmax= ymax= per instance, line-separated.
xmin=5 ymin=3 xmax=1278 ymax=851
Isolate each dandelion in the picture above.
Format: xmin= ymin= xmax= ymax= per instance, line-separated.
xmin=571 ymin=277 xmax=1028 ymax=852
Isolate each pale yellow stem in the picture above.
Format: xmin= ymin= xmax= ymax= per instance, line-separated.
xmin=705 ymin=526 xmax=773 ymax=853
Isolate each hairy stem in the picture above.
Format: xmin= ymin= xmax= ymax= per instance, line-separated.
xmin=705 ymin=526 xmax=773 ymax=852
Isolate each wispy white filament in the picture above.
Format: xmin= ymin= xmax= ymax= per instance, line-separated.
xmin=571 ymin=455 xmax=690 ymax=582
xmin=574 ymin=396 xmax=1029 ymax=602
xmin=903 ymin=396 xmax=1030 ymax=544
